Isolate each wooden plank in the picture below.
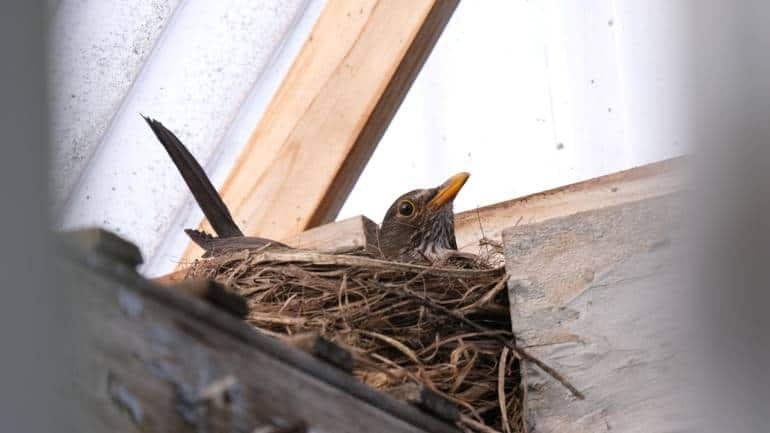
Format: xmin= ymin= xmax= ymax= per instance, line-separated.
xmin=181 ymin=0 xmax=459 ymax=262
xmin=61 ymin=238 xmax=459 ymax=433
xmin=285 ymin=214 xmax=379 ymax=254
xmin=502 ymin=194 xmax=687 ymax=433
xmin=455 ymin=156 xmax=685 ymax=253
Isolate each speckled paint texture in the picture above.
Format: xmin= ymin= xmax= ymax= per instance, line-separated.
xmin=51 ymin=0 xmax=309 ymax=275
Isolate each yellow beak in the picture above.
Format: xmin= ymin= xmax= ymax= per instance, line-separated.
xmin=427 ymin=172 xmax=470 ymax=210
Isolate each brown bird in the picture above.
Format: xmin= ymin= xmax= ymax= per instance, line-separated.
xmin=144 ymin=117 xmax=468 ymax=263
xmin=378 ymin=172 xmax=469 ymax=262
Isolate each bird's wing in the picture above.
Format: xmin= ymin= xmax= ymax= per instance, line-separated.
xmin=143 ymin=116 xmax=243 ymax=238
xmin=185 ymin=229 xmax=287 ymax=257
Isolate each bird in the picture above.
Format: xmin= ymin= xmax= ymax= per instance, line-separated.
xmin=378 ymin=172 xmax=469 ymax=262
xmin=143 ymin=116 xmax=469 ymax=263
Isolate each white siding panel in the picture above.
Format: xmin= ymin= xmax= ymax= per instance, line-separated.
xmin=49 ymin=0 xmax=182 ymax=212
xmin=145 ymin=0 xmax=324 ymax=276
xmin=56 ymin=0 xmax=308 ymax=273
xmin=610 ymin=0 xmax=691 ymax=162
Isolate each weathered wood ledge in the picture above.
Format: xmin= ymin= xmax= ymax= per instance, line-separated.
xmin=59 ymin=231 xmax=460 ymax=433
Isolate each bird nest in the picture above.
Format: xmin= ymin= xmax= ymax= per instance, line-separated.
xmin=185 ymin=246 xmax=526 ymax=433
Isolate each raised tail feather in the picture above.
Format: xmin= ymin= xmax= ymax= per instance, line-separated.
xmin=184 ymin=229 xmax=218 ymax=251
xmin=186 ymin=229 xmax=287 ymax=257
xmin=143 ymin=116 xmax=243 ymax=238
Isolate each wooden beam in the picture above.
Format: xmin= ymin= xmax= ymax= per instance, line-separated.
xmin=454 ymin=156 xmax=686 ymax=253
xmin=284 ymin=214 xmax=379 ymax=254
xmin=502 ymin=194 xmax=684 ymax=432
xmin=62 ymin=233 xmax=460 ymax=433
xmin=181 ymin=0 xmax=458 ymax=262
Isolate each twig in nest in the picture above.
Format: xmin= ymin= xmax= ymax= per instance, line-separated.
xmin=450 ymin=346 xmax=478 ymax=393
xmin=479 ymin=238 xmax=504 ymax=250
xmin=460 ymin=414 xmax=503 ymax=433
xmin=374 ymin=282 xmax=585 ymax=400
xmin=498 ymin=347 xmax=512 ymax=433
xmin=360 ymin=330 xmax=423 ymax=365
xmin=246 ymin=250 xmax=501 ymax=279
xmin=475 ymin=207 xmax=487 ymax=241
xmin=460 ymin=274 xmax=509 ymax=312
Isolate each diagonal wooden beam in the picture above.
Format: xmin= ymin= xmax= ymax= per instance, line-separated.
xmin=181 ymin=0 xmax=458 ymax=263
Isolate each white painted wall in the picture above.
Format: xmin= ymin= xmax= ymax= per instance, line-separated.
xmin=51 ymin=0 xmax=317 ymax=276
xmin=339 ymin=0 xmax=689 ymax=222
xmin=49 ymin=0 xmax=182 ymax=212
xmin=52 ymin=0 xmax=688 ymax=276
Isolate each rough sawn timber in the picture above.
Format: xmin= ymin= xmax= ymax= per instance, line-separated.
xmin=286 ymin=214 xmax=379 ymax=254
xmin=62 ymin=238 xmax=459 ymax=433
xmin=503 ymin=193 xmax=687 ymax=433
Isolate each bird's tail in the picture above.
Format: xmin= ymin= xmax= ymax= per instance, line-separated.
xmin=184 ymin=228 xmax=219 ymax=251
xmin=143 ymin=116 xmax=243 ymax=238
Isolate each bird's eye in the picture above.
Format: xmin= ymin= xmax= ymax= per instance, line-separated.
xmin=398 ymin=200 xmax=415 ymax=217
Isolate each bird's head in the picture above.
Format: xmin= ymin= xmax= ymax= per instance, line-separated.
xmin=379 ymin=172 xmax=470 ymax=262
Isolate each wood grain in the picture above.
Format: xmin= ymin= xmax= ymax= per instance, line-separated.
xmin=455 ymin=156 xmax=686 ymax=253
xmin=180 ymin=0 xmax=459 ymax=262
xmin=62 ymin=239 xmax=459 ymax=433
xmin=503 ymin=194 xmax=688 ymax=433
xmin=285 ymin=214 xmax=379 ymax=254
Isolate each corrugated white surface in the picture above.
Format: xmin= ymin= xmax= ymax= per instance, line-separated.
xmin=49 ymin=0 xmax=182 ymax=212
xmin=52 ymin=0 xmax=311 ymax=275
xmin=145 ymin=0 xmax=325 ymax=275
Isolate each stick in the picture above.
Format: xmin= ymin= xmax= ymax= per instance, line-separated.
xmin=498 ymin=347 xmax=512 ymax=433
xmin=375 ymin=282 xmax=585 ymax=400
xmin=246 ymin=250 xmax=503 ymax=279
xmin=460 ymin=273 xmax=509 ymax=312
xmin=497 ymin=347 xmax=511 ymax=433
